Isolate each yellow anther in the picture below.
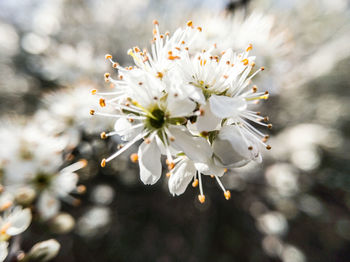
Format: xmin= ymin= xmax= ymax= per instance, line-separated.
xmin=187 ymin=20 xmax=193 ymax=27
xmin=79 ymin=159 xmax=88 ymax=168
xmin=89 ymin=109 xmax=95 ymax=115
xmin=210 ymin=175 xmax=214 ymax=178
xmin=224 ymin=190 xmax=231 ymax=200
xmin=169 ymin=136 xmax=175 ymax=142
xmin=101 ymin=159 xmax=106 ymax=168
xmin=130 ymin=153 xmax=138 ymax=163
xmin=197 ymin=26 xmax=202 ymax=32
xmin=241 ymin=59 xmax=249 ymax=66
xmin=198 ymin=195 xmax=205 ymax=204
xmin=252 ymin=85 xmax=258 ymax=93
xmin=224 ymin=168 xmax=228 ymax=173
xmin=105 ymin=54 xmax=112 ymax=60
xmin=91 ymin=89 xmax=97 ymax=95
xmin=168 ymin=55 xmax=180 ymax=60
xmin=100 ymin=132 xmax=107 ymax=139
xmin=246 ymin=44 xmax=253 ymax=52
xmin=267 ymin=124 xmax=273 ymax=129
xmin=156 ymin=72 xmax=163 ymax=79
xmin=167 ymin=162 xmax=175 ymax=170
xmin=77 ymin=185 xmax=86 ymax=194
xmin=166 ymin=172 xmax=171 ymax=178
xmin=261 ymin=66 xmax=265 ymax=71
xmin=153 ymin=19 xmax=159 ymax=25
xmin=112 ymin=62 xmax=118 ymax=68
xmin=192 ymin=179 xmax=199 ymax=188
xmin=99 ymin=98 xmax=106 ymax=107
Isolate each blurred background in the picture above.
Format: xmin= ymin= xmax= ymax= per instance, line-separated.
xmin=0 ymin=0 xmax=350 ymax=261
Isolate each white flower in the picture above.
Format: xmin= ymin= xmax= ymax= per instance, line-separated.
xmin=124 ymin=20 xmax=201 ymax=81
xmin=0 ymin=121 xmax=87 ymax=219
xmin=93 ymin=69 xmax=197 ymax=185
xmin=27 ymin=239 xmax=60 ymax=262
xmin=0 ymin=205 xmax=32 ymax=261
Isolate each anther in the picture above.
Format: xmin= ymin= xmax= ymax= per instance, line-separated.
xmin=91 ymin=89 xmax=97 ymax=95
xmin=198 ymin=195 xmax=205 ymax=204
xmin=224 ymin=168 xmax=228 ymax=173
xmin=153 ymin=19 xmax=159 ymax=25
xmin=130 ymin=153 xmax=138 ymax=163
xmin=246 ymin=44 xmax=253 ymax=52
xmin=77 ymin=185 xmax=86 ymax=194
xmin=224 ymin=190 xmax=231 ymax=200
xmin=261 ymin=66 xmax=265 ymax=71
xmin=105 ymin=54 xmax=112 ymax=60
xmin=167 ymin=162 xmax=175 ymax=170
xmin=266 ymin=145 xmax=272 ymax=150
xmin=99 ymin=98 xmax=106 ymax=107
xmin=187 ymin=20 xmax=193 ymax=27
xmin=197 ymin=26 xmax=202 ymax=32
xmin=264 ymin=116 xmax=269 ymax=122
xmin=101 ymin=159 xmax=106 ymax=168
xmin=166 ymin=172 xmax=171 ymax=177
xmin=138 ymin=82 xmax=143 ymax=85
xmin=210 ymin=175 xmax=214 ymax=178
xmin=252 ymin=85 xmax=258 ymax=93
xmin=256 ymin=111 xmax=261 ymax=115
xmin=241 ymin=59 xmax=249 ymax=66
xmin=192 ymin=179 xmax=199 ymax=187
xmin=112 ymin=63 xmax=118 ymax=68
xmin=144 ymin=138 xmax=151 ymax=144
xmin=248 ymin=146 xmax=253 ymax=150
xmin=100 ymin=132 xmax=107 ymax=139
xmin=169 ymin=136 xmax=175 ymax=142
xmin=267 ymin=124 xmax=273 ymax=129
xmin=89 ymin=110 xmax=95 ymax=115
xmin=156 ymin=72 xmax=163 ymax=79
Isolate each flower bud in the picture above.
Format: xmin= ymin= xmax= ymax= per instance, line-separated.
xmin=27 ymin=239 xmax=60 ymax=262
xmin=49 ymin=213 xmax=75 ymax=234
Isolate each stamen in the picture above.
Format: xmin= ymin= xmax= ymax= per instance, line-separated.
xmin=198 ymin=173 xmax=205 ymax=203
xmin=130 ymin=153 xmax=138 ymax=163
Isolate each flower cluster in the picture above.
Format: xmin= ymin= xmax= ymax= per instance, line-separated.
xmin=91 ymin=20 xmax=272 ymax=203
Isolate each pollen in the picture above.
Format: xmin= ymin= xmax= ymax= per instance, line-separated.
xmin=99 ymin=98 xmax=106 ymax=107
xmin=100 ymin=132 xmax=107 ymax=139
xmin=130 ymin=153 xmax=138 ymax=163
xmin=101 ymin=158 xmax=106 ymax=168
xmin=224 ymin=190 xmax=231 ymax=200
xmin=77 ymin=185 xmax=86 ymax=194
xmin=246 ymin=44 xmax=253 ymax=52
xmin=192 ymin=179 xmax=199 ymax=187
xmin=241 ymin=59 xmax=249 ymax=66
xmin=198 ymin=194 xmax=205 ymax=204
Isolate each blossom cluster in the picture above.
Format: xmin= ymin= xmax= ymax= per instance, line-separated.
xmin=92 ymin=20 xmax=272 ymax=203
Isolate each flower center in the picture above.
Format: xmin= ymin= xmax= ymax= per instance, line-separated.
xmin=148 ymin=108 xmax=165 ymax=129
xmin=33 ymin=173 xmax=52 ymax=190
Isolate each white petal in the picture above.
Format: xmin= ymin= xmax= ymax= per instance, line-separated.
xmin=168 ymin=159 xmax=196 ymax=196
xmin=167 ymin=98 xmax=196 ymax=118
xmin=213 ymin=125 xmax=260 ymax=168
xmin=192 ymin=103 xmax=221 ymax=132
xmin=138 ymin=139 xmax=162 ymax=185
xmin=114 ymin=118 xmax=143 ymax=141
xmin=168 ymin=126 xmax=212 ymax=163
xmin=37 ymin=191 xmax=60 ymax=221
xmin=209 ymin=95 xmax=247 ymax=118
xmin=194 ymin=158 xmax=226 ymax=177
xmin=0 ymin=241 xmax=8 ymax=262
xmin=52 ymin=172 xmax=78 ymax=197
xmin=6 ymin=207 xmax=32 ymax=236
